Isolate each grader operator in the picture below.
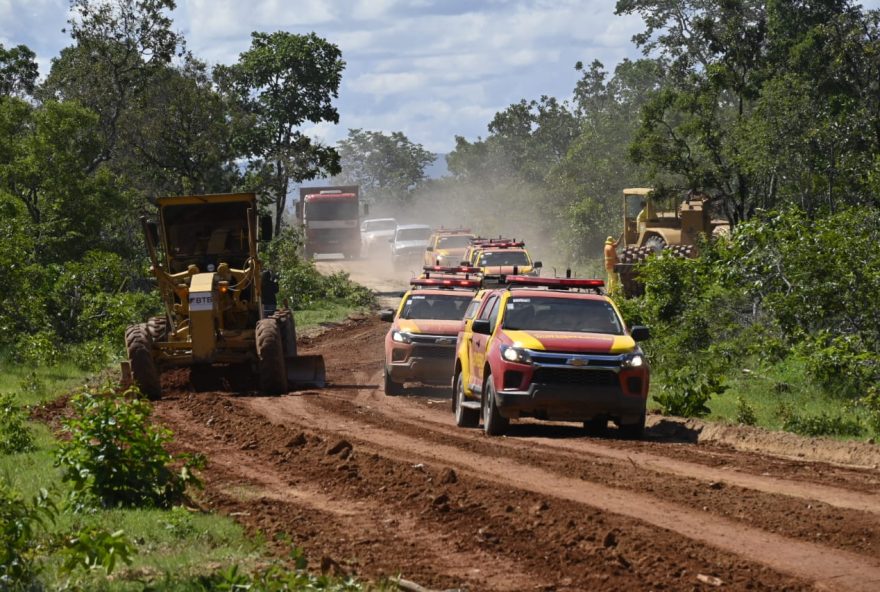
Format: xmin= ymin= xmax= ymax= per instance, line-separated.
xmin=124 ymin=192 xmax=325 ymax=399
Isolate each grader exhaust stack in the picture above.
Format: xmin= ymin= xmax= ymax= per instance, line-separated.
xmin=124 ymin=192 xmax=326 ymax=399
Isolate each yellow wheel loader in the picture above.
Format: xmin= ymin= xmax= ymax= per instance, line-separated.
xmin=613 ymin=188 xmax=729 ymax=297
xmin=124 ymin=192 xmax=325 ymax=399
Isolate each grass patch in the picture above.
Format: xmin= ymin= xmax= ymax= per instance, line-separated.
xmin=0 ymin=358 xmax=93 ymax=406
xmin=651 ymin=356 xmax=877 ymax=440
xmin=295 ymin=301 xmax=371 ymax=332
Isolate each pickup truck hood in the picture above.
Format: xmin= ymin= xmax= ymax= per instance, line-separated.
xmin=397 ymin=319 xmax=461 ymax=336
xmin=502 ymin=329 xmax=635 ymax=354
xmin=394 ymin=240 xmax=429 ymax=250
xmin=363 ymin=230 xmax=395 ymax=241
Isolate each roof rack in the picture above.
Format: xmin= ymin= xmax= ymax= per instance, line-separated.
xmin=470 ymin=238 xmax=525 ymax=248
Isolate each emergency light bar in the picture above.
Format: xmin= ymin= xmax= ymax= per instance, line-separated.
xmin=505 ymin=276 xmax=605 ymax=289
xmin=410 ymin=277 xmax=481 ymax=289
xmin=471 ymin=238 xmax=524 ymax=248
xmin=422 ymin=265 xmax=482 ymax=274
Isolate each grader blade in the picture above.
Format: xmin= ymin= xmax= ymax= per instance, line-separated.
xmin=286 ymin=355 xmax=326 ymax=388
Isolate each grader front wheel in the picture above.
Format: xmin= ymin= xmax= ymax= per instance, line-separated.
xmin=125 ymin=323 xmax=161 ymax=400
xmin=256 ymin=319 xmax=288 ymax=395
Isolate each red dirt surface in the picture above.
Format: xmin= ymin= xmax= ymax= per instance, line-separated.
xmin=150 ymin=315 xmax=880 ymax=592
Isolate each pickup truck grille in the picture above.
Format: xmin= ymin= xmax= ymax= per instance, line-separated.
xmin=532 ymin=368 xmax=618 ymax=386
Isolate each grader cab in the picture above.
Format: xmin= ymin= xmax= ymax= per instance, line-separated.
xmin=124 ymin=192 xmax=325 ymax=399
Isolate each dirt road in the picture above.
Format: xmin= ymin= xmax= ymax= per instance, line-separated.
xmin=154 ymin=257 xmax=880 ymax=591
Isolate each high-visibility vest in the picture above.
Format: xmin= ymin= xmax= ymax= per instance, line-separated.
xmin=604 ymin=243 xmax=618 ymax=271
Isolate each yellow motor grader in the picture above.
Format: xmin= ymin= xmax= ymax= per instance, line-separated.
xmin=124 ymin=192 xmax=325 ymax=399
xmin=613 ymin=188 xmax=728 ymax=296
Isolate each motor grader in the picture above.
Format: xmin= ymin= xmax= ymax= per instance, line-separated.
xmin=124 ymin=192 xmax=325 ymax=399
xmin=613 ymin=188 xmax=728 ymax=296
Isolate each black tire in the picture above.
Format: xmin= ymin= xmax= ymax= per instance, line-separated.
xmin=482 ymin=374 xmax=509 ymax=436
xmin=125 ymin=323 xmax=161 ymax=400
xmin=146 ymin=316 xmax=168 ymax=341
xmin=454 ymin=371 xmax=479 ymax=428
xmin=618 ymin=413 xmax=646 ymax=440
xmin=384 ymin=366 xmax=405 ymax=396
xmin=274 ymin=309 xmax=297 ymax=358
xmin=583 ymin=416 xmax=607 ymax=436
xmin=256 ymin=319 xmax=287 ymax=395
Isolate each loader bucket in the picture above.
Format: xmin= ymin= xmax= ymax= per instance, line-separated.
xmin=286 ymin=355 xmax=326 ymax=388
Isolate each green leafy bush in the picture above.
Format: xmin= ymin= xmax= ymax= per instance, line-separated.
xmin=0 ymin=484 xmax=55 ymax=588
xmin=265 ymin=229 xmax=374 ymax=310
xmin=781 ymin=412 xmax=864 ymax=438
xmin=55 ymin=385 xmax=203 ymax=509
xmin=653 ymin=369 xmax=727 ymax=417
xmin=735 ymin=397 xmax=758 ymax=426
xmin=0 ymin=394 xmax=34 ymax=454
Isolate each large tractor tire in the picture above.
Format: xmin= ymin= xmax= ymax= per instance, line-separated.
xmin=125 ymin=323 xmax=161 ymax=400
xmin=273 ymin=309 xmax=297 ymax=358
xmin=256 ymin=319 xmax=288 ymax=395
xmin=146 ymin=316 xmax=168 ymax=341
xmin=643 ymin=235 xmax=667 ymax=252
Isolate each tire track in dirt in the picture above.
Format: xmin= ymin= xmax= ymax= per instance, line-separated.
xmin=249 ymin=392 xmax=880 ymax=592
xmin=163 ymin=388 xmax=811 ymax=591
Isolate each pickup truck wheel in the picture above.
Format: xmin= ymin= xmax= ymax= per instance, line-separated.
xmin=384 ymin=366 xmax=405 ymax=396
xmin=618 ymin=412 xmax=646 ymax=440
xmin=454 ymin=371 xmax=479 ymax=428
xmin=482 ymin=374 xmax=509 ymax=436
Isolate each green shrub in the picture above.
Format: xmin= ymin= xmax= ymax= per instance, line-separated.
xmin=0 ymin=394 xmax=34 ymax=455
xmin=0 ymin=484 xmax=55 ymax=589
xmin=653 ymin=368 xmax=727 ymax=417
xmin=735 ymin=397 xmax=758 ymax=426
xmin=858 ymin=387 xmax=880 ymax=435
xmin=264 ymin=229 xmax=374 ymax=311
xmin=69 ymin=340 xmax=112 ymax=372
xmin=55 ymin=385 xmax=204 ymax=509
xmin=11 ymin=331 xmax=61 ymax=366
xmin=782 ymin=412 xmax=864 ymax=438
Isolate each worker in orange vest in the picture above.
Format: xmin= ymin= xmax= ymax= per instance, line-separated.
xmin=604 ymin=236 xmax=620 ymax=295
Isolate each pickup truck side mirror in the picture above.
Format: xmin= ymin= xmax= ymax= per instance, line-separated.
xmin=630 ymin=325 xmax=650 ymax=341
xmin=533 ymin=261 xmax=543 ymax=268
xmin=426 ymin=246 xmax=434 ymax=252
xmin=379 ymin=309 xmax=395 ymax=322
xmin=472 ymin=319 xmax=491 ymax=335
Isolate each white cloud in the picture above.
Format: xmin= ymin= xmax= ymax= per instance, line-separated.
xmin=348 ymin=71 xmax=427 ymax=95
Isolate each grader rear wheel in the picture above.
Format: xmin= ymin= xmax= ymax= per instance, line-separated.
xmin=125 ymin=323 xmax=161 ymax=400
xmin=256 ymin=319 xmax=288 ymax=395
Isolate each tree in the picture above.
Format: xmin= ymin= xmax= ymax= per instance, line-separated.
xmin=216 ymin=31 xmax=345 ymax=233
xmin=335 ymin=129 xmax=435 ymax=207
xmin=118 ymin=56 xmax=239 ymax=196
xmin=0 ymin=44 xmax=38 ymax=97
xmin=41 ymin=0 xmax=183 ymax=171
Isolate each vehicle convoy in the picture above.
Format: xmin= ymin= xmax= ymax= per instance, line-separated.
xmin=614 ymin=187 xmax=728 ymax=296
xmin=423 ymin=228 xmax=475 ymax=267
xmin=296 ymin=185 xmax=366 ymax=259
xmin=451 ymin=275 xmax=650 ymax=437
xmin=380 ymin=273 xmax=481 ymax=395
xmin=124 ymin=192 xmax=326 ymax=399
xmin=360 ymin=217 xmax=397 ymax=256
xmin=390 ymin=224 xmax=432 ymax=271
xmin=464 ymin=239 xmax=542 ymax=277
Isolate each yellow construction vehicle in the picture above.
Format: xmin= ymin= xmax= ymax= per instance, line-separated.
xmin=614 ymin=188 xmax=728 ymax=296
xmin=124 ymin=192 xmax=325 ymax=399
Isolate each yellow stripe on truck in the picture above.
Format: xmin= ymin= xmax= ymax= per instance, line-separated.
xmin=610 ymin=335 xmax=636 ymax=353
xmin=502 ymin=330 xmax=546 ymax=350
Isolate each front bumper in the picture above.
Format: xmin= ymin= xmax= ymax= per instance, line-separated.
xmin=387 ymin=344 xmax=456 ymax=384
xmin=494 ymin=382 xmax=645 ymax=422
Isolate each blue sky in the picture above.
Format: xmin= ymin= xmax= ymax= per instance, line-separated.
xmin=2 ymin=1 xmax=879 ymax=154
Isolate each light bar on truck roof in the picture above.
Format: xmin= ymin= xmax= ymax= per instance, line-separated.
xmin=423 ymin=265 xmax=482 ymax=274
xmin=471 ymin=239 xmax=525 ymax=248
xmin=504 ymin=276 xmax=605 ymax=290
xmin=410 ymin=277 xmax=481 ymax=289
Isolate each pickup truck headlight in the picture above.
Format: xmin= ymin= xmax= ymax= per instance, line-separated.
xmin=501 ymin=345 xmax=532 ymax=364
xmin=392 ymin=330 xmax=413 ymax=344
xmin=620 ymin=353 xmax=645 ymax=368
